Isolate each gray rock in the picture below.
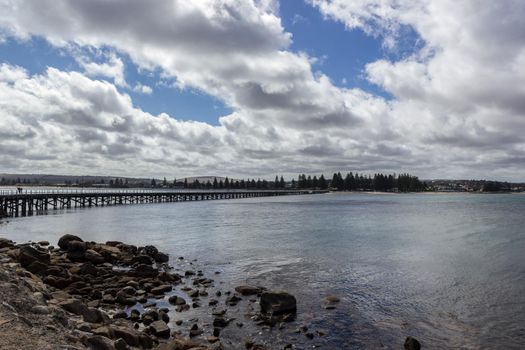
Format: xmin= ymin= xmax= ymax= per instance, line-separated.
xmin=58 ymin=234 xmax=83 ymax=250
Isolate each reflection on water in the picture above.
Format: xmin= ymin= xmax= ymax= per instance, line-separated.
xmin=1 ymin=193 xmax=525 ymax=348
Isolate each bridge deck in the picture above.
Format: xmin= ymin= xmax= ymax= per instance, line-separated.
xmin=0 ymin=190 xmax=325 ymax=218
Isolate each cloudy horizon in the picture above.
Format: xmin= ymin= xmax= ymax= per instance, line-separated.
xmin=1 ymin=0 xmax=524 ymax=181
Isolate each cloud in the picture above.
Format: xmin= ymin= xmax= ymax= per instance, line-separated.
xmin=0 ymin=1 xmax=524 ymax=180
xmin=0 ymin=62 xmax=28 ymax=82
xmin=133 ymin=83 xmax=153 ymax=95
xmin=74 ymin=51 xmax=128 ymax=87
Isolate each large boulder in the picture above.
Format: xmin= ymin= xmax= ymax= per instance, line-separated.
xmin=67 ymin=240 xmax=88 ymax=261
xmin=58 ymin=234 xmax=83 ymax=250
xmin=140 ymin=245 xmax=158 ymax=258
xmin=0 ymin=238 xmax=15 ymax=249
xmin=18 ymin=245 xmax=50 ymax=267
xmin=154 ymin=252 xmax=169 ymax=263
xmin=260 ymin=291 xmax=297 ymax=315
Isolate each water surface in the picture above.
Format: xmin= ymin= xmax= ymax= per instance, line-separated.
xmin=1 ymin=192 xmax=524 ymax=348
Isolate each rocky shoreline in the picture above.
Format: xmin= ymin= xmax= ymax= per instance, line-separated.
xmin=0 ymin=235 xmax=422 ymax=350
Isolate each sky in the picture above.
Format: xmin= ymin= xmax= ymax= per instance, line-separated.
xmin=0 ymin=0 xmax=524 ymax=181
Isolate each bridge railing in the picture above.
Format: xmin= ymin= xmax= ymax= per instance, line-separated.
xmin=0 ymin=188 xmax=318 ymax=196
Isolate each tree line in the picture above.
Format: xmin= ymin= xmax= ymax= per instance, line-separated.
xmin=297 ymin=172 xmax=426 ymax=192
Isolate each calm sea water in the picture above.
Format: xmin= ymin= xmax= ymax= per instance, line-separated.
xmin=1 ymin=192 xmax=524 ymax=349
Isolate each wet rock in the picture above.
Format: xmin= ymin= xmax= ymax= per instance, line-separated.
xmin=149 ymin=320 xmax=170 ymax=337
xmin=260 ymin=292 xmax=297 ymax=315
xmin=169 ymin=295 xmax=187 ymax=306
xmin=189 ymin=324 xmax=203 ymax=337
xmin=325 ymin=295 xmax=340 ymax=303
xmin=58 ymin=234 xmax=83 ymax=250
xmin=130 ymin=255 xmax=154 ymax=265
xmin=226 ymin=294 xmax=242 ymax=306
xmin=404 ymin=336 xmax=421 ymax=350
xmin=159 ymin=310 xmax=169 ymax=323
xmin=86 ymin=335 xmax=116 ymax=350
xmin=154 ymin=252 xmax=169 ymax=263
xmin=19 ymin=245 xmax=50 ymax=267
xmin=213 ymin=317 xmax=230 ymax=328
xmin=129 ymin=309 xmax=140 ymax=322
xmin=151 ymin=285 xmax=172 ymax=295
xmin=235 ymin=285 xmax=262 ymax=296
xmin=131 ymin=264 xmax=158 ymax=278
xmin=141 ymin=245 xmax=159 ymax=257
xmin=113 ymin=310 xmax=127 ymax=319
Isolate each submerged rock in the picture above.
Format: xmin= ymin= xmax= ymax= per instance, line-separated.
xmin=404 ymin=336 xmax=421 ymax=350
xmin=234 ymin=285 xmax=262 ymax=295
xmin=260 ymin=291 xmax=297 ymax=315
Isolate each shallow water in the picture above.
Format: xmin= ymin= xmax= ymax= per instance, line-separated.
xmin=1 ymin=192 xmax=524 ymax=349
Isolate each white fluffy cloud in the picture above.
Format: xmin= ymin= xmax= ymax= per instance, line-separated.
xmin=75 ymin=51 xmax=128 ymax=88
xmin=0 ymin=0 xmax=524 ymax=180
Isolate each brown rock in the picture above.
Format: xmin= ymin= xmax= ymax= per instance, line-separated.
xmin=59 ymin=298 xmax=87 ymax=315
xmin=86 ymin=335 xmax=116 ymax=350
xmin=149 ymin=320 xmax=170 ymax=337
xmin=83 ymin=307 xmax=109 ymax=323
xmin=235 ymin=285 xmax=262 ymax=295
xmin=18 ymin=245 xmax=50 ymax=267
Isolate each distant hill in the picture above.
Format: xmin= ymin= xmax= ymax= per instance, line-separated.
xmin=0 ymin=173 xmax=234 ymax=186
